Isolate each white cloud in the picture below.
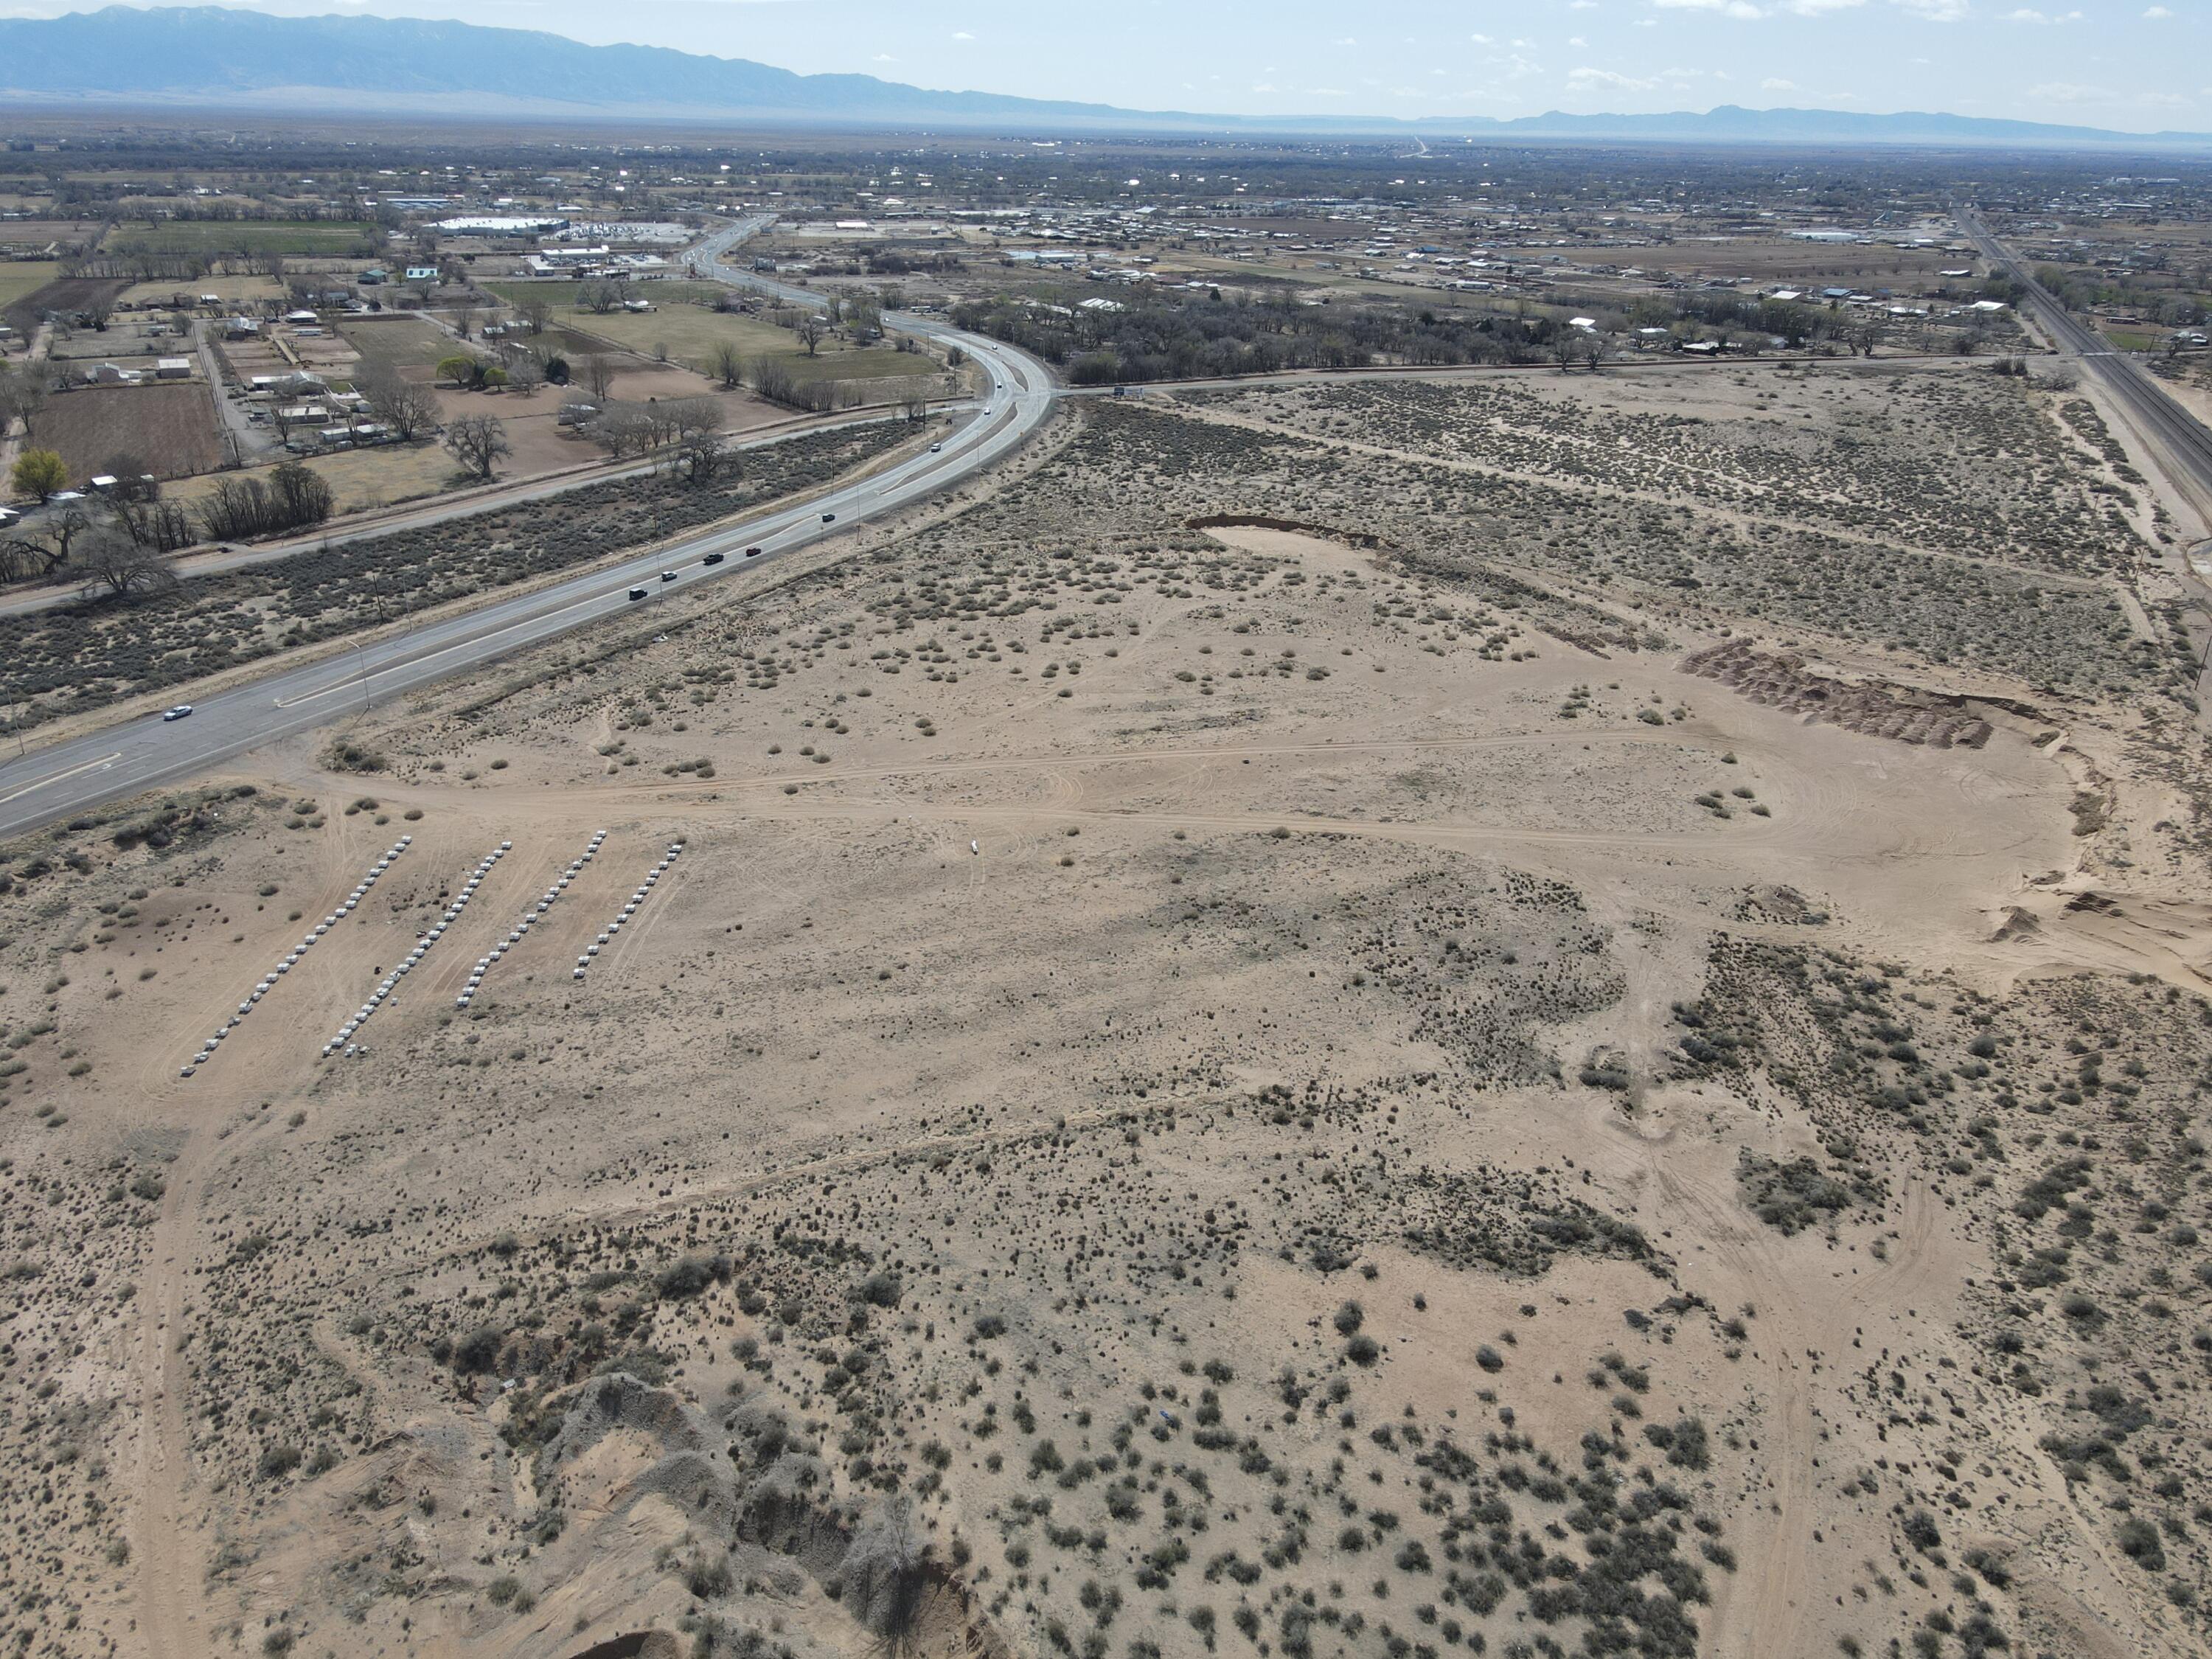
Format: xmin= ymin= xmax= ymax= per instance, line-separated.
xmin=1653 ymin=0 xmax=1766 ymax=15
xmin=1783 ymin=0 xmax=1864 ymax=11
xmin=872 ymin=52 xmax=894 ymax=61
xmin=1470 ymin=31 xmax=1493 ymax=43
xmin=2136 ymin=89 xmax=2189 ymax=105
xmin=1568 ymin=65 xmax=1662 ymax=89
xmin=2143 ymin=4 xmax=2173 ymax=14
xmin=2006 ymin=7 xmax=2083 ymax=21
xmin=1570 ymin=1 xmax=1599 ymax=7
xmin=1762 ymin=75 xmax=1799 ymax=89
xmin=1481 ymin=51 xmax=1546 ymax=79
xmin=950 ymin=29 xmax=973 ymax=41
xmin=1892 ymin=0 xmax=1970 ymax=18
xmin=1569 ymin=34 xmax=1588 ymax=44
xmin=2029 ymin=80 xmax=2111 ymax=100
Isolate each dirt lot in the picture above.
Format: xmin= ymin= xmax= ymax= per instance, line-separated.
xmin=32 ymin=378 xmax=223 ymax=481
xmin=163 ymin=438 xmax=459 ymax=518
xmin=2 ymin=365 xmax=2209 ymax=1659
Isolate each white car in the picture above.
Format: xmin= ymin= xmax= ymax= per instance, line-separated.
xmin=161 ymin=704 xmax=194 ymax=722
xmin=930 ymin=443 xmax=942 ymax=453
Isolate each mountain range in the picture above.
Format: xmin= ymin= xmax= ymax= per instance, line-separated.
xmin=0 ymin=6 xmax=2206 ymax=149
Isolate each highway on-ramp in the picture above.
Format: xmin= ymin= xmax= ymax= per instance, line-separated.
xmin=0 ymin=250 xmax=1054 ymax=841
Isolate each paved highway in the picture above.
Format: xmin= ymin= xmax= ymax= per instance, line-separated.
xmin=0 ymin=236 xmax=1054 ymax=840
xmin=1958 ymin=203 xmax=2212 ymax=529
xmin=0 ymin=406 xmax=976 ymax=622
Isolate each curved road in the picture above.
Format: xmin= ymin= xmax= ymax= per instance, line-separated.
xmin=0 ymin=241 xmax=1054 ymax=840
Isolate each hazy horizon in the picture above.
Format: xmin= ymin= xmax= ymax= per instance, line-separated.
xmin=0 ymin=0 xmax=2202 ymax=135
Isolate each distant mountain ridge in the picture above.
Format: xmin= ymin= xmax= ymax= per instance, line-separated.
xmin=1 ymin=6 xmax=2206 ymax=149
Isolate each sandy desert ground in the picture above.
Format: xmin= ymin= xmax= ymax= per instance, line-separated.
xmin=2 ymin=358 xmax=2210 ymax=1659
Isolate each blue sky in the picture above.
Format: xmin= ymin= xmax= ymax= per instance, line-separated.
xmin=18 ymin=0 xmax=2206 ymax=131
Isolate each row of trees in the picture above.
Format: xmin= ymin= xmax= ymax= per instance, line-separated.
xmin=580 ymin=396 xmax=721 ymax=460
xmin=1 ymin=422 xmax=526 ymax=596
xmin=747 ymin=358 xmax=869 ymax=413
xmin=953 ymin=289 xmax=1531 ymax=383
xmin=0 ymin=465 xmax=200 ymax=597
xmin=198 ymin=461 xmax=336 ymax=540
xmin=2034 ymin=262 xmax=2208 ymax=328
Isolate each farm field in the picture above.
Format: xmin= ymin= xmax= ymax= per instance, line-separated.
xmin=115 ymin=274 xmax=282 ymax=310
xmin=1 ymin=274 xmax=125 ymax=338
xmin=103 ymin=218 xmax=383 ymax=257
xmin=336 ymin=314 xmax=453 ymax=372
xmin=0 ymin=260 xmax=60 ymax=315
xmin=487 ymin=279 xmax=931 ymax=381
xmin=33 ymin=379 xmax=223 ymax=481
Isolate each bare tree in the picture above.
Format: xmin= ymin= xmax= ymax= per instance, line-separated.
xmin=709 ymin=340 xmax=746 ymax=389
xmin=588 ymin=404 xmax=654 ymax=460
xmin=0 ymin=363 xmax=47 ymax=438
xmin=796 ymin=316 xmax=826 ymax=357
xmin=24 ymin=501 xmax=94 ymax=572
xmin=79 ymin=526 xmax=179 ymax=599
xmin=271 ymin=461 xmax=334 ymax=528
xmin=104 ymin=464 xmax=195 ymax=554
xmin=358 ymin=365 xmax=441 ymax=442
xmin=518 ymin=298 xmax=552 ymax=336
xmin=504 ymin=351 xmax=546 ymax=394
xmin=672 ymin=428 xmax=730 ymax=486
xmin=667 ymin=397 xmax=720 ymax=439
xmin=1552 ymin=333 xmax=1577 ymax=373
xmin=580 ymin=355 xmax=617 ymax=401
xmin=442 ymin=414 xmax=512 ymax=481
xmin=1582 ymin=335 xmax=1609 ymax=372
xmin=455 ymin=304 xmax=479 ymax=341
